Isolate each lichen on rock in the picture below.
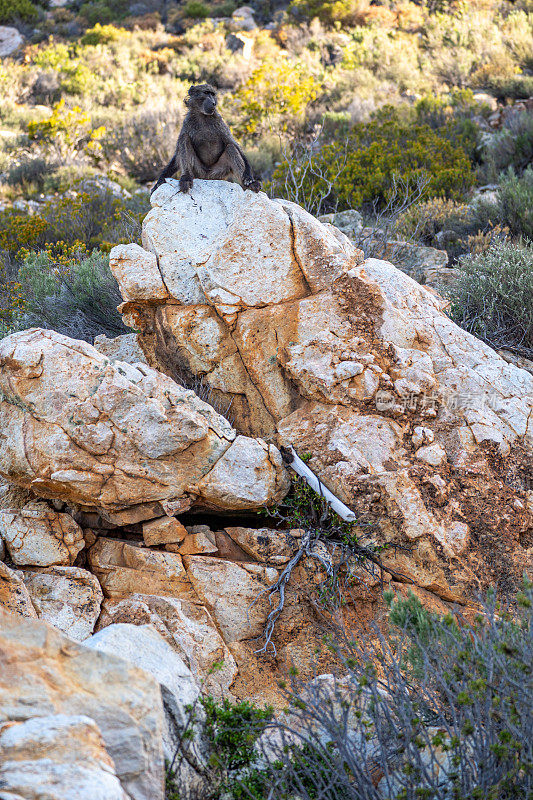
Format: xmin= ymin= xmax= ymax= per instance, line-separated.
xmin=113 ymin=179 xmax=533 ymax=604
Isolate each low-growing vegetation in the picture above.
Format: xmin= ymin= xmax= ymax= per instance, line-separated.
xmin=0 ymin=0 xmax=529 ymax=354
xmin=0 ymin=5 xmax=530 ymax=800
xmin=165 ymin=581 xmax=533 ymax=799
xmin=448 ymin=239 xmax=533 ymax=357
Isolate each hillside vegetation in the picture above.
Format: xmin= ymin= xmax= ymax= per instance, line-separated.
xmin=0 ymin=0 xmax=532 ymax=354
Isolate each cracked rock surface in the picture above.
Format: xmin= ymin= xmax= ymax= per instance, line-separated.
xmin=0 ymin=327 xmax=289 ymax=514
xmin=116 ymin=180 xmax=533 ymax=603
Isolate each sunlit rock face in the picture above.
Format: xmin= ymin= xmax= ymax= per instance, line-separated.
xmin=113 ymin=179 xmax=533 ymax=603
xmin=0 ymin=327 xmax=289 ymax=515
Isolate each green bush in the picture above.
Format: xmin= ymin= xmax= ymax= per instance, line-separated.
xmin=271 ymin=107 xmax=476 ymax=211
xmin=9 ymin=244 xmax=127 ymax=341
xmin=6 ymin=157 xmax=57 ymax=194
xmin=81 ymin=23 xmax=128 ymax=45
xmin=183 ymin=1 xmax=210 ymax=18
xmin=165 ymin=582 xmax=533 ymax=799
xmin=78 ymin=0 xmax=129 ymax=25
xmin=498 ymin=167 xmax=533 ymax=240
xmin=396 ymin=197 xmax=473 ymax=243
xmin=488 ymin=74 xmax=533 ymax=101
xmin=412 ymin=90 xmax=482 ymax=163
xmin=0 ymin=187 xmax=149 ymax=257
xmin=395 ymin=196 xmax=480 ymax=262
xmin=100 ymin=108 xmax=181 ymax=182
xmin=476 ymin=167 xmax=533 ymax=241
xmin=0 ymin=0 xmax=38 ymax=23
xmin=288 ymin=0 xmax=372 ymax=27
xmin=166 ymin=697 xmax=273 ymax=799
xmin=448 ymin=239 xmax=533 ymax=354
xmin=480 ymin=110 xmax=533 ymax=182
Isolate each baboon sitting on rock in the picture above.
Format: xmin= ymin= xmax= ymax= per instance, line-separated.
xmin=151 ymin=83 xmax=261 ymax=195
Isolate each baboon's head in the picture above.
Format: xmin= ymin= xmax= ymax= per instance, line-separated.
xmin=185 ymin=84 xmax=217 ymax=115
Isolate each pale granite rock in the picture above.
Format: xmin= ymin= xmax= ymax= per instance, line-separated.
xmin=0 ymin=562 xmax=37 ymax=618
xmin=0 ymin=329 xmax=287 ymax=515
xmin=0 ymin=714 xmax=131 ymax=800
xmin=0 ymin=611 xmax=165 ymax=800
xmin=21 ymin=566 xmax=103 ymax=641
xmin=0 ymin=503 xmax=85 ymax=567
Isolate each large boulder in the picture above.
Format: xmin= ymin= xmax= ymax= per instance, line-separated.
xmin=86 ymin=624 xmax=202 ymax=764
xmin=0 ymin=27 xmax=24 ymax=58
xmin=96 ymin=593 xmax=238 ymax=698
xmin=0 ymin=328 xmax=289 ymax=515
xmin=0 ymin=610 xmax=165 ymax=800
xmin=0 ymin=714 xmax=131 ymax=800
xmin=113 ymin=180 xmax=533 ymax=603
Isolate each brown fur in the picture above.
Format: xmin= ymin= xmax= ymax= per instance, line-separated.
xmin=151 ymin=84 xmax=261 ymax=195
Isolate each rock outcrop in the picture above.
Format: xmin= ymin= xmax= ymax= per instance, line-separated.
xmin=20 ymin=566 xmax=103 ymax=641
xmin=0 ymin=610 xmax=165 ymax=800
xmin=112 ymin=179 xmax=533 ymax=604
xmin=0 ymin=503 xmax=85 ymax=567
xmin=0 ymin=180 xmax=532 ymax=751
xmin=0 ymin=714 xmax=131 ymax=800
xmin=0 ymin=27 xmax=24 ymax=58
xmin=86 ymin=623 xmax=202 ymax=764
xmin=0 ymin=328 xmax=289 ymax=515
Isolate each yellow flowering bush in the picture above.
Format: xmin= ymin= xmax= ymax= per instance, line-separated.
xmin=27 ymin=100 xmax=106 ymax=161
xmin=228 ymin=58 xmax=320 ymax=137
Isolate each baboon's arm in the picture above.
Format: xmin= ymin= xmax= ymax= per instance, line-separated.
xmin=220 ymin=126 xmax=260 ymax=190
xmin=150 ymin=153 xmax=178 ymax=195
xmin=177 ymin=130 xmax=208 ymax=179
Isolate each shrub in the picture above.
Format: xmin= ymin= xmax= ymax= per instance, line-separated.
xmin=392 ymin=196 xmax=479 ymax=262
xmin=78 ymin=0 xmax=130 ymax=25
xmin=100 ymin=107 xmax=182 ymax=182
xmin=340 ymin=27 xmax=424 ymax=94
xmin=183 ymin=1 xmax=210 ymax=18
xmin=33 ymin=42 xmax=98 ymax=97
xmin=228 ymin=58 xmax=320 ymax=137
xmin=502 ymin=9 xmax=533 ymax=71
xmin=497 ymin=167 xmax=533 ymax=240
xmin=27 ymin=100 xmax=104 ymax=161
xmin=395 ymin=197 xmax=473 ymax=243
xmin=0 ymin=255 xmax=26 ymax=337
xmin=448 ymin=239 xmax=533 ymax=355
xmin=0 ymin=0 xmax=38 ymax=23
xmin=81 ymin=23 xmax=129 ymax=45
xmin=476 ymin=167 xmax=533 ymax=241
xmin=421 ymin=6 xmax=512 ymax=88
xmin=271 ymin=109 xmax=476 ymax=212
xmin=0 ymin=211 xmax=49 ymax=257
xmin=0 ymin=187 xmax=149 ymax=257
xmin=166 ymin=697 xmax=273 ymax=800
xmin=288 ymin=0 xmax=373 ymax=27
xmin=12 ymin=244 xmax=127 ymax=341
xmin=253 ymin=582 xmax=533 ymax=800
xmin=165 ymin=582 xmax=533 ymax=799
xmin=5 ymin=157 xmax=58 ymax=194
xmin=486 ymin=74 xmax=533 ymax=101
xmin=480 ymin=109 xmax=533 ymax=182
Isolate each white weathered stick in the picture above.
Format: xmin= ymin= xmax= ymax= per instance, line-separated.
xmin=284 ymin=446 xmax=356 ymax=523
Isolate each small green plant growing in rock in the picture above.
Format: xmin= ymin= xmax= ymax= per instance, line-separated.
xmin=165 ymin=697 xmax=273 ymax=799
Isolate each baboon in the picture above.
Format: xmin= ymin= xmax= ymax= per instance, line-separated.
xmin=151 ymin=84 xmax=261 ymax=195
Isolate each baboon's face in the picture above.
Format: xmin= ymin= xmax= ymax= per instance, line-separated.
xmin=188 ymin=86 xmax=217 ymax=115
